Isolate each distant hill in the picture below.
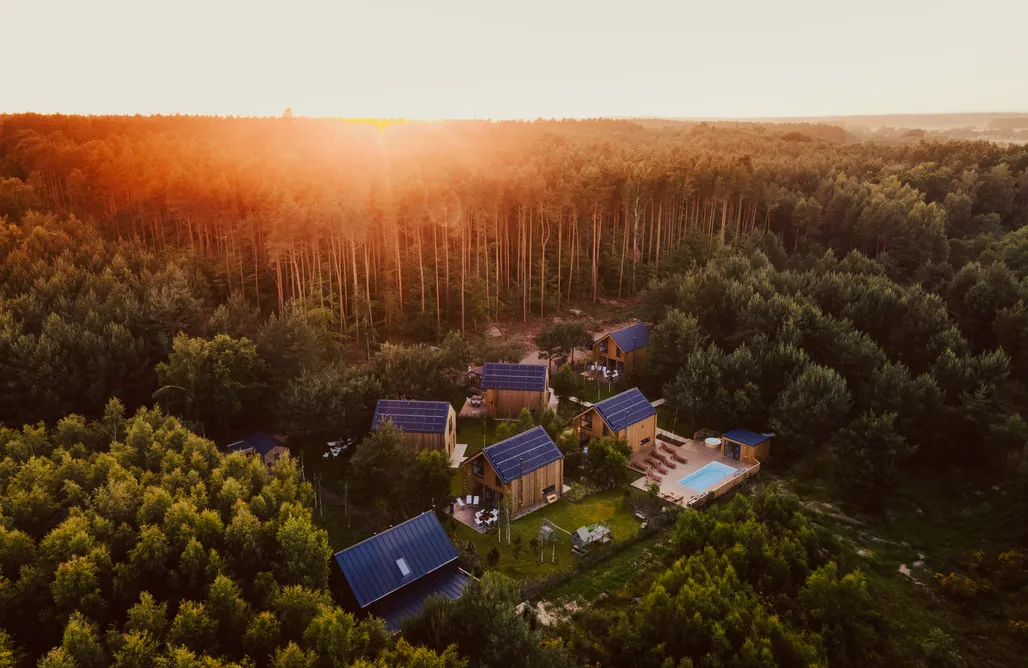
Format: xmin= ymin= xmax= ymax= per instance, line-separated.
xmin=657 ymin=112 xmax=1028 ymax=131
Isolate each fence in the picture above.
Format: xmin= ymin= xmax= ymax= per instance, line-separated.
xmin=688 ymin=461 xmax=761 ymax=509
xmin=520 ymin=522 xmax=667 ymax=600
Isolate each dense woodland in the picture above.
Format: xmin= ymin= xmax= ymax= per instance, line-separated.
xmin=1 ymin=114 xmax=1028 ymax=667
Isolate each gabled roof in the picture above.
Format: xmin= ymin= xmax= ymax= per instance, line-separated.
xmin=480 ymin=363 xmax=548 ymax=392
xmin=371 ymin=567 xmax=471 ymax=631
xmin=721 ymin=429 xmax=775 ymax=447
xmin=593 ymin=388 xmax=656 ymax=432
xmin=373 ymin=400 xmax=451 ymax=434
xmin=602 ymin=322 xmax=650 ymax=353
xmin=333 ymin=511 xmax=458 ymax=609
xmin=481 ymin=426 xmax=564 ymax=484
xmin=226 ymin=431 xmax=283 ymax=456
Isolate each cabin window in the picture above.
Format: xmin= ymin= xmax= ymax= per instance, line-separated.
xmin=449 ymin=417 xmax=454 ymax=433
xmin=640 ymin=437 xmax=650 ymax=446
xmin=603 ymin=424 xmax=610 ymax=437
xmin=396 ymin=558 xmax=411 ymax=577
xmin=543 ymin=484 xmax=555 ymax=495
xmin=599 ymin=340 xmax=609 ymax=354
xmin=581 ymin=414 xmax=593 ymax=431
xmin=472 ymin=458 xmax=485 ymax=478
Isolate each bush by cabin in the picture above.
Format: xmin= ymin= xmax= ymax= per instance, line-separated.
xmin=372 ymin=399 xmax=457 ymax=455
xmin=574 ymin=387 xmax=657 ymax=454
xmin=479 ymin=362 xmax=550 ymax=417
xmin=592 ymin=322 xmax=650 ymax=376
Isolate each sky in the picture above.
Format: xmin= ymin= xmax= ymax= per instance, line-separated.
xmin=2 ymin=0 xmax=1027 ymax=119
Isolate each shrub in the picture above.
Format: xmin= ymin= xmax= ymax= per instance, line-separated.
xmin=935 ymin=572 xmax=983 ymax=599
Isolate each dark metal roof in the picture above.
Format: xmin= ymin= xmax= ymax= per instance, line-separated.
xmin=721 ymin=429 xmax=774 ymax=447
xmin=480 ymin=363 xmax=547 ymax=392
xmin=370 ymin=567 xmax=471 ymax=631
xmin=481 ymin=426 xmax=564 ymax=484
xmin=593 ymin=388 xmax=657 ymax=432
xmin=226 ymin=431 xmax=282 ymax=456
xmin=373 ymin=400 xmax=451 ymax=434
xmin=332 ymin=511 xmax=458 ymax=609
xmin=604 ymin=322 xmax=650 ymax=353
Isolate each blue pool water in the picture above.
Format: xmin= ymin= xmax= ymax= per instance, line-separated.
xmin=678 ymin=462 xmax=738 ymax=492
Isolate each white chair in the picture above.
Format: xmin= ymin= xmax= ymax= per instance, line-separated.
xmin=456 ymin=497 xmax=466 ymax=509
xmin=466 ymin=495 xmax=472 ymax=506
xmin=472 ymin=496 xmax=480 ymax=506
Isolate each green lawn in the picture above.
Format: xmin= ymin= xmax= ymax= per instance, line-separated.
xmin=580 ymin=378 xmax=623 ymax=404
xmin=455 ymin=417 xmax=505 ymax=458
xmin=446 ymin=487 xmax=643 ymax=581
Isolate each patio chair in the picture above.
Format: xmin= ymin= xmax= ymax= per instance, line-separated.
xmin=472 ymin=495 xmax=480 ymax=506
xmin=465 ymin=495 xmax=472 ymax=506
xmin=456 ymin=497 xmax=466 ymax=509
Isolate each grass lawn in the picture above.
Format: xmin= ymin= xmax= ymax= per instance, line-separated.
xmin=580 ymin=378 xmax=623 ymax=404
xmin=455 ymin=417 xmax=505 ymax=458
xmin=446 ymin=487 xmax=643 ymax=582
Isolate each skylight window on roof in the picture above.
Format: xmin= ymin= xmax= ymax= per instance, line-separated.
xmin=396 ymin=557 xmax=411 ymax=576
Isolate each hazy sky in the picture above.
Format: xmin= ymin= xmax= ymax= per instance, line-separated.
xmin=3 ymin=0 xmax=1026 ymax=119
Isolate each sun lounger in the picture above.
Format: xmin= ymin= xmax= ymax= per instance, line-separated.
xmin=660 ymin=443 xmax=676 ymax=455
xmin=646 ymin=471 xmax=662 ymax=482
xmin=671 ymin=452 xmax=687 ymax=463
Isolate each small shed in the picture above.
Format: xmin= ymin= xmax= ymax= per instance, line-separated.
xmin=720 ymin=428 xmax=773 ymax=464
xmin=226 ymin=431 xmax=289 ymax=468
xmin=480 ymin=363 xmax=550 ymax=417
xmin=592 ymin=322 xmax=650 ymax=376
xmin=331 ymin=511 xmax=471 ymax=631
xmin=571 ymin=523 xmax=612 ymax=550
xmin=372 ymin=400 xmax=457 ymax=455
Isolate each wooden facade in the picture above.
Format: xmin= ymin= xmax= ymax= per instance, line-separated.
xmin=592 ymin=334 xmax=648 ymax=376
xmin=721 ymin=434 xmax=771 ymax=465
xmin=573 ymin=406 xmax=657 ymax=455
xmin=485 ymin=386 xmax=550 ymax=418
xmin=395 ymin=405 xmax=458 ymax=455
xmin=461 ymin=452 xmax=564 ymax=517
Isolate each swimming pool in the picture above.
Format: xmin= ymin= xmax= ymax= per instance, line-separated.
xmin=677 ymin=461 xmax=738 ymax=492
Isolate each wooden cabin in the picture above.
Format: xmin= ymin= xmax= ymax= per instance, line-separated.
xmin=719 ymin=429 xmax=773 ymax=465
xmin=573 ymin=387 xmax=657 ymax=454
xmin=480 ymin=363 xmax=550 ymax=418
xmin=462 ymin=426 xmax=564 ymax=517
xmin=226 ymin=431 xmax=290 ymax=468
xmin=592 ymin=322 xmax=650 ymax=376
xmin=331 ymin=511 xmax=471 ymax=631
xmin=372 ymin=400 xmax=457 ymax=455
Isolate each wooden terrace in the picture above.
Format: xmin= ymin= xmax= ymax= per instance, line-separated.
xmin=630 ymin=428 xmax=758 ymax=508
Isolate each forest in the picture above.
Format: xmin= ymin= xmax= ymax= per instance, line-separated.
xmin=1 ymin=114 xmax=1027 ymax=667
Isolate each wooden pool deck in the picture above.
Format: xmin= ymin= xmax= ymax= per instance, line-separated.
xmin=630 ymin=429 xmax=757 ymax=508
